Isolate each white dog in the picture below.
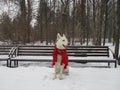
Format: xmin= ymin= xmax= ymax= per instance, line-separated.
xmin=52 ymin=33 xmax=69 ymax=80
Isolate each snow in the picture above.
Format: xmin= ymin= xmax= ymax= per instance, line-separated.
xmin=0 ymin=55 xmax=9 ymax=60
xmin=0 ymin=66 xmax=120 ymax=90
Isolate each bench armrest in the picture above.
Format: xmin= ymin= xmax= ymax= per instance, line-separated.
xmin=9 ymin=47 xmax=18 ymax=58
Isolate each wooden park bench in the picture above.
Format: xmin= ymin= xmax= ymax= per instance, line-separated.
xmin=9 ymin=45 xmax=117 ymax=68
xmin=0 ymin=45 xmax=15 ymax=67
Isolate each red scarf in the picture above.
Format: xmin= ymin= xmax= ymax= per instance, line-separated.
xmin=52 ymin=45 xmax=68 ymax=68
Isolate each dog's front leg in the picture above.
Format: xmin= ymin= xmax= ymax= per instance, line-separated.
xmin=53 ymin=63 xmax=57 ymax=80
xmin=59 ymin=64 xmax=65 ymax=80
xmin=64 ymin=66 xmax=69 ymax=75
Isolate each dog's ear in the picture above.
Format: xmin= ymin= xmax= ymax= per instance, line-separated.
xmin=57 ymin=33 xmax=61 ymax=40
xmin=63 ymin=34 xmax=66 ymax=37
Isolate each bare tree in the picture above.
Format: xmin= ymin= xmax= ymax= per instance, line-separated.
xmin=115 ymin=0 xmax=120 ymax=64
xmin=26 ymin=0 xmax=32 ymax=43
xmin=103 ymin=0 xmax=109 ymax=45
xmin=92 ymin=0 xmax=97 ymax=45
xmin=61 ymin=0 xmax=70 ymax=34
xmin=71 ymin=0 xmax=75 ymax=45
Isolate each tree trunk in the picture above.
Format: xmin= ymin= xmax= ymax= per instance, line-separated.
xmin=103 ymin=0 xmax=109 ymax=45
xmin=45 ymin=1 xmax=48 ymax=45
xmin=92 ymin=0 xmax=96 ymax=45
xmin=26 ymin=0 xmax=32 ymax=43
xmin=72 ymin=0 xmax=75 ymax=45
xmin=115 ymin=0 xmax=120 ymax=64
xmin=98 ymin=0 xmax=105 ymax=45
xmin=20 ymin=0 xmax=27 ymax=44
xmin=86 ymin=0 xmax=90 ymax=45
xmin=81 ymin=0 xmax=86 ymax=44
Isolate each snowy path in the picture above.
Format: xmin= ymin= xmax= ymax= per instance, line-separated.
xmin=0 ymin=66 xmax=120 ymax=90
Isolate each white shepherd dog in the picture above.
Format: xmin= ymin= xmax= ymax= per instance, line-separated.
xmin=52 ymin=33 xmax=69 ymax=80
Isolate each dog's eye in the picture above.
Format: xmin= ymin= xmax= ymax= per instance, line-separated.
xmin=63 ymin=40 xmax=65 ymax=42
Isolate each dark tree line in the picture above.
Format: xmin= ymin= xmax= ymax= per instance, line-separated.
xmin=0 ymin=0 xmax=120 ymax=62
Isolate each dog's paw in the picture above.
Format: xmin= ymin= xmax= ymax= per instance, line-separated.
xmin=64 ymin=72 xmax=69 ymax=76
xmin=53 ymin=77 xmax=56 ymax=80
xmin=59 ymin=76 xmax=64 ymax=80
xmin=52 ymin=75 xmax=57 ymax=80
xmin=59 ymin=77 xmax=64 ymax=80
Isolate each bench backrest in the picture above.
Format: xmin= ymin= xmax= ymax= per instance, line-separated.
xmin=0 ymin=45 xmax=13 ymax=55
xmin=17 ymin=46 xmax=53 ymax=56
xmin=69 ymin=46 xmax=109 ymax=57
xmin=17 ymin=45 xmax=109 ymax=57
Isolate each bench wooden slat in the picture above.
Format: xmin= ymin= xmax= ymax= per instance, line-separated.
xmin=0 ymin=46 xmax=13 ymax=56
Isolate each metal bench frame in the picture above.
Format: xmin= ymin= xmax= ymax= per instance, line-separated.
xmin=0 ymin=45 xmax=15 ymax=67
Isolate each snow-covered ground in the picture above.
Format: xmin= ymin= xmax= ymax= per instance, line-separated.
xmin=0 ymin=66 xmax=120 ymax=90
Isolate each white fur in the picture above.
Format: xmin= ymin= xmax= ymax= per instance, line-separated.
xmin=53 ymin=33 xmax=69 ymax=80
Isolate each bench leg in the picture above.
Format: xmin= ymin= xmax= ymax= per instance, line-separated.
xmin=115 ymin=61 xmax=117 ymax=68
xmin=7 ymin=59 xmax=11 ymax=67
xmin=10 ymin=60 xmax=18 ymax=68
xmin=108 ymin=62 xmax=110 ymax=68
xmin=108 ymin=61 xmax=117 ymax=68
xmin=14 ymin=61 xmax=18 ymax=67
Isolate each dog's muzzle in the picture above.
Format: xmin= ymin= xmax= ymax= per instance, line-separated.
xmin=62 ymin=44 xmax=67 ymax=49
